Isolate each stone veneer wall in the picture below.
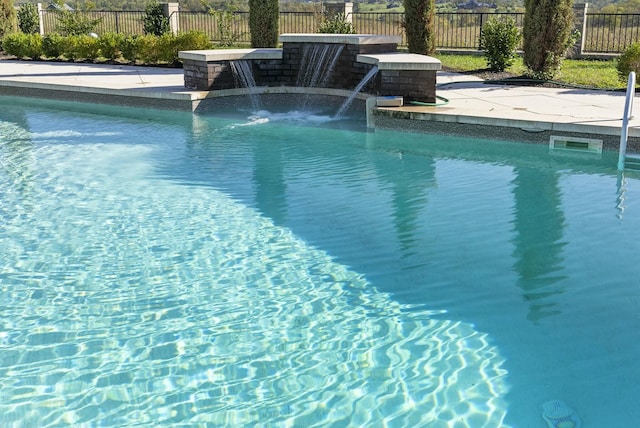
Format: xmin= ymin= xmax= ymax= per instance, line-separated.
xmin=376 ymin=70 xmax=437 ymax=103
xmin=184 ymin=42 xmax=399 ymax=92
xmin=182 ymin=40 xmax=437 ymax=103
xmin=183 ymin=59 xmax=234 ymax=91
xmin=253 ymin=42 xmax=398 ymax=90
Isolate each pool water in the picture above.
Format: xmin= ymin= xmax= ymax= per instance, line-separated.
xmin=1 ymin=97 xmax=639 ymax=427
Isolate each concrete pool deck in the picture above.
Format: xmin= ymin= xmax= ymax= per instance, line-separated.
xmin=0 ymin=59 xmax=638 ymax=146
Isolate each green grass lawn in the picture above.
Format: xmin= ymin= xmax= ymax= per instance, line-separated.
xmin=436 ymin=53 xmax=626 ymax=90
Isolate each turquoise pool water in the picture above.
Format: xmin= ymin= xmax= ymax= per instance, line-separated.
xmin=1 ymin=97 xmax=639 ymax=427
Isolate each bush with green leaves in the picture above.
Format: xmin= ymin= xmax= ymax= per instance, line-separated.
xmin=480 ymin=17 xmax=521 ymax=72
xmin=143 ymin=1 xmax=170 ymax=36
xmin=318 ymin=14 xmax=355 ymax=34
xmin=0 ymin=0 xmax=17 ymax=39
xmin=173 ymin=31 xmax=212 ymax=55
xmin=120 ymin=35 xmax=141 ymax=63
xmin=17 ymin=3 xmax=39 ymax=34
xmin=403 ymin=0 xmax=436 ymax=55
xmin=130 ymin=34 xmax=158 ymax=63
xmin=97 ymin=32 xmax=125 ymax=60
xmin=4 ymin=30 xmax=211 ymax=65
xmin=64 ymin=34 xmax=100 ymax=60
xmin=2 ymin=32 xmax=42 ymax=58
xmin=208 ymin=9 xmax=241 ymax=47
xmin=55 ymin=10 xmax=102 ymax=36
xmin=522 ymin=0 xmax=574 ymax=80
xmin=248 ymin=0 xmax=278 ymax=48
xmin=617 ymin=42 xmax=640 ymax=81
xmin=42 ymin=32 xmax=65 ymax=58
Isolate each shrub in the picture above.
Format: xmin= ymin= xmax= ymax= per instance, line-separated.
xmin=65 ymin=34 xmax=100 ymax=61
xmin=42 ymin=32 xmax=66 ymax=58
xmin=173 ymin=30 xmax=212 ymax=57
xmin=154 ymin=32 xmax=178 ymax=63
xmin=55 ymin=10 xmax=102 ymax=36
xmin=617 ymin=42 xmax=640 ymax=81
xmin=17 ymin=2 xmax=39 ymax=34
xmin=135 ymin=34 xmax=160 ymax=63
xmin=121 ymin=35 xmax=142 ymax=63
xmin=208 ymin=9 xmax=241 ymax=47
xmin=97 ymin=32 xmax=125 ymax=60
xmin=0 ymin=0 xmax=17 ymax=39
xmin=249 ymin=0 xmax=278 ymax=48
xmin=143 ymin=1 xmax=170 ymax=36
xmin=318 ymin=14 xmax=356 ymax=34
xmin=2 ymin=32 xmax=42 ymax=58
xmin=403 ymin=0 xmax=436 ymax=55
xmin=522 ymin=0 xmax=574 ymax=80
xmin=480 ymin=17 xmax=521 ymax=72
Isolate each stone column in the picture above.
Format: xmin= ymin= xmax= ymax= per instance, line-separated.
xmin=569 ymin=3 xmax=588 ymax=59
xmin=162 ymin=2 xmax=180 ymax=36
xmin=37 ymin=3 xmax=44 ymax=36
xmin=325 ymin=2 xmax=354 ymax=22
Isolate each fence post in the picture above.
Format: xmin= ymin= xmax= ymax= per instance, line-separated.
xmin=569 ymin=3 xmax=588 ymax=59
xmin=325 ymin=1 xmax=353 ymax=22
xmin=162 ymin=2 xmax=180 ymax=35
xmin=37 ymin=3 xmax=44 ymax=36
xmin=478 ymin=13 xmax=485 ymax=50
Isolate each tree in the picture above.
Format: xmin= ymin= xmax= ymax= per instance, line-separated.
xmin=248 ymin=0 xmax=278 ymax=48
xmin=403 ymin=0 xmax=436 ymax=55
xmin=522 ymin=0 xmax=575 ymax=79
xmin=143 ymin=1 xmax=170 ymax=36
xmin=0 ymin=0 xmax=17 ymax=40
xmin=18 ymin=3 xmax=40 ymax=34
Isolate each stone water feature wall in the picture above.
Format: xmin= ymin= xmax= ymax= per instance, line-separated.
xmin=180 ymin=34 xmax=441 ymax=103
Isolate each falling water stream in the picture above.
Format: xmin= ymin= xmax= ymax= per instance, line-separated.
xmin=296 ymin=44 xmax=345 ymax=88
xmin=334 ymin=66 xmax=379 ymax=118
xmin=230 ymin=60 xmax=261 ymax=111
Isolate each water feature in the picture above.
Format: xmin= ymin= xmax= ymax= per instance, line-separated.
xmin=335 ymin=66 xmax=379 ymax=118
xmin=230 ymin=60 xmax=261 ymax=111
xmin=295 ymin=43 xmax=344 ymax=88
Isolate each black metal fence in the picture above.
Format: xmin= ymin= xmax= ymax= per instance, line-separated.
xmin=584 ymin=13 xmax=640 ymax=53
xmin=39 ymin=10 xmax=640 ymax=54
xmin=41 ymin=10 xmax=146 ymax=35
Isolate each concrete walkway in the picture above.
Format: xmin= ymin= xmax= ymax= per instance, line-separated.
xmin=0 ymin=59 xmax=638 ymax=140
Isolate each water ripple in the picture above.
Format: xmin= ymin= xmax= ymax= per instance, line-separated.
xmin=0 ymin=126 xmax=510 ymax=427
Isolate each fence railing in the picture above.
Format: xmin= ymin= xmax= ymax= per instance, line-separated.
xmin=41 ymin=10 xmax=146 ymax=35
xmin=39 ymin=10 xmax=640 ymax=54
xmin=584 ymin=13 xmax=640 ymax=53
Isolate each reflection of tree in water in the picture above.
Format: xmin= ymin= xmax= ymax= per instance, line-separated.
xmin=371 ymin=150 xmax=436 ymax=258
xmin=0 ymin=108 xmax=35 ymax=209
xmin=511 ymin=166 xmax=567 ymax=323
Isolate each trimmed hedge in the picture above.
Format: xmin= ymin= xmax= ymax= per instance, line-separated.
xmin=2 ymin=32 xmax=42 ymax=58
xmin=2 ymin=31 xmax=212 ymax=65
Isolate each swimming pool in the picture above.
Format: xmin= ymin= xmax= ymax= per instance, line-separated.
xmin=1 ymin=96 xmax=639 ymax=427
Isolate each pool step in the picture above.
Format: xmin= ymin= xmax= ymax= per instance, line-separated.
xmin=625 ymin=153 xmax=640 ymax=170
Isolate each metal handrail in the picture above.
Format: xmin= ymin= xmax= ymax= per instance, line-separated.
xmin=617 ymin=71 xmax=636 ymax=171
